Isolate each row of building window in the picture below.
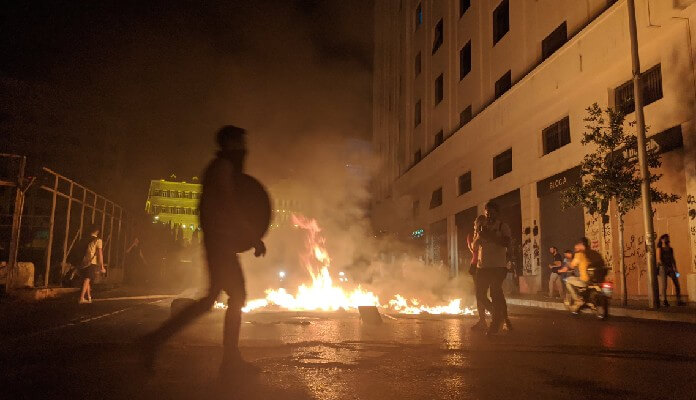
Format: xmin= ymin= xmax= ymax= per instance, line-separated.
xmin=412 ymin=61 xmax=664 ymax=214
xmin=151 ymin=205 xmax=200 ymax=215
xmin=415 ymin=149 xmax=509 ymax=215
xmin=413 ymin=63 xmax=663 ymax=166
xmin=151 ymin=189 xmax=201 ymax=199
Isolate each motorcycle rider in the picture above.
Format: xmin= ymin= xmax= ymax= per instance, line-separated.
xmin=565 ymin=237 xmax=605 ymax=313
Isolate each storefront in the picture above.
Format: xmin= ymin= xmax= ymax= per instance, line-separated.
xmin=492 ymin=189 xmax=522 ymax=275
xmin=537 ymin=167 xmax=585 ymax=293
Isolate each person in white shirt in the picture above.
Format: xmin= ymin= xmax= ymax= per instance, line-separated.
xmin=78 ymin=224 xmax=105 ymax=304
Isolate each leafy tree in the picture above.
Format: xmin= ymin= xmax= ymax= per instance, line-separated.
xmin=562 ymin=103 xmax=679 ymax=305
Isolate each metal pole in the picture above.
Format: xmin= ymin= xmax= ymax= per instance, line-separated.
xmin=61 ymin=182 xmax=74 ymax=273
xmin=44 ymin=174 xmax=58 ymax=287
xmin=627 ymin=0 xmax=658 ymax=309
xmin=6 ymin=156 xmax=26 ymax=291
xmin=107 ymin=202 xmax=114 ymax=267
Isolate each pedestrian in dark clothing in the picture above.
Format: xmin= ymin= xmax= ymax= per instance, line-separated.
xmin=474 ymin=201 xmax=512 ymax=336
xmin=468 ymin=215 xmax=493 ymax=331
xmin=656 ymin=234 xmax=685 ymax=306
xmin=547 ymin=246 xmax=564 ymax=298
xmin=140 ymin=125 xmax=267 ymax=377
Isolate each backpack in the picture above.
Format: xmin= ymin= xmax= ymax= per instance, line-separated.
xmin=68 ymin=235 xmax=98 ymax=268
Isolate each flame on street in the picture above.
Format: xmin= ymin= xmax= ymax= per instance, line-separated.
xmin=238 ymin=214 xmax=475 ymax=316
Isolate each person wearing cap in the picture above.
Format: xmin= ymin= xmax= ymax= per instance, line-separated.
xmin=140 ymin=125 xmax=266 ymax=377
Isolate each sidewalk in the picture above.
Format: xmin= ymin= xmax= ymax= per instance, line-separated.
xmin=507 ymin=293 xmax=696 ymax=324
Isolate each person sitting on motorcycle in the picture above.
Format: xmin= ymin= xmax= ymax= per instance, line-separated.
xmin=566 ymin=237 xmax=605 ymax=313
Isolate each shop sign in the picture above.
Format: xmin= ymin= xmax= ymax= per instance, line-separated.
xmin=536 ymin=166 xmax=581 ymax=197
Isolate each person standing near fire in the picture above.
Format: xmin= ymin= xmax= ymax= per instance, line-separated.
xmin=140 ymin=125 xmax=267 ymax=377
xmin=474 ymin=201 xmax=512 ymax=335
xmin=468 ymin=215 xmax=493 ymax=331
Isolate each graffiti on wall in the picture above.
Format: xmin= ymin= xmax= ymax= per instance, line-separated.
xmin=584 ymin=210 xmax=614 ymax=271
xmin=688 ymin=194 xmax=696 ymax=272
xmin=623 ymin=234 xmax=647 ymax=281
xmin=522 ymin=220 xmax=541 ymax=276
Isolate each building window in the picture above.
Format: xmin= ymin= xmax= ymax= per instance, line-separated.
xmin=416 ymin=3 xmax=423 ymax=30
xmin=458 ymin=171 xmax=472 ymax=195
xmin=429 ymin=187 xmax=443 ymax=209
xmin=415 ymin=100 xmax=422 ymax=127
xmin=172 ymin=191 xmax=179 ymax=199
xmin=432 ymin=19 xmax=444 ymax=54
xmin=460 ymin=105 xmax=473 ymax=126
xmin=435 ymin=74 xmax=444 ymax=105
xmin=460 ymin=41 xmax=471 ymax=80
xmin=542 ymin=116 xmax=571 ymax=155
xmin=415 ymin=52 xmax=422 ymax=77
xmin=542 ymin=21 xmax=567 ymax=61
xmin=493 ymin=0 xmax=510 ymax=45
xmin=413 ymin=200 xmax=420 ymax=217
xmin=162 ymin=190 xmax=169 ymax=198
xmin=414 ymin=149 xmax=422 ymax=164
xmin=614 ymin=64 xmax=663 ymax=115
xmin=460 ymin=0 xmax=470 ymax=17
xmin=495 ymin=70 xmax=512 ymax=99
xmin=434 ymin=130 xmax=444 ymax=147
xmin=493 ymin=148 xmax=512 ymax=178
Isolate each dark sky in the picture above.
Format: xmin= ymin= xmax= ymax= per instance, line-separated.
xmin=1 ymin=0 xmax=373 ymax=211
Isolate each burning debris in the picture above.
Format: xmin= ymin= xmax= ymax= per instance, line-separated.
xmin=234 ymin=214 xmax=475 ymax=316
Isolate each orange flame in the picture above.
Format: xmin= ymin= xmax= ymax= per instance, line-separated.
xmin=241 ymin=214 xmax=475 ymax=315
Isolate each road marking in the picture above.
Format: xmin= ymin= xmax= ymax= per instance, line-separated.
xmin=8 ymin=299 xmax=166 ymax=343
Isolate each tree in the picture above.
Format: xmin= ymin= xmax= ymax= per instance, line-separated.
xmin=562 ymin=104 xmax=679 ymax=305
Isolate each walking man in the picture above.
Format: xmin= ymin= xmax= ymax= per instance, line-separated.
xmin=475 ymin=201 xmax=512 ymax=335
xmin=141 ymin=125 xmax=267 ymax=376
xmin=75 ymin=224 xmax=105 ymax=304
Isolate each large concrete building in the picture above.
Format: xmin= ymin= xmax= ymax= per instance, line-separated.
xmin=371 ymin=0 xmax=696 ymax=301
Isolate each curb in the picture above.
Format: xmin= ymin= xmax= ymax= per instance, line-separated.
xmin=507 ymin=297 xmax=696 ymax=324
xmin=8 ymin=287 xmax=80 ymax=302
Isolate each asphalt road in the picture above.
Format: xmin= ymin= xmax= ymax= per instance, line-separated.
xmin=2 ymin=292 xmax=695 ymax=400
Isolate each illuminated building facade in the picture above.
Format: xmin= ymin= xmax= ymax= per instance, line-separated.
xmin=145 ymin=176 xmax=303 ymax=237
xmin=145 ymin=178 xmax=202 ymax=239
xmin=372 ymin=0 xmax=696 ymax=301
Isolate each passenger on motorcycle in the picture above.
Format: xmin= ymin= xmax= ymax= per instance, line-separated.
xmin=566 ymin=237 xmax=605 ymax=313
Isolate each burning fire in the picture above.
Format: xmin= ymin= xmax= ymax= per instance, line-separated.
xmin=237 ymin=214 xmax=474 ymax=315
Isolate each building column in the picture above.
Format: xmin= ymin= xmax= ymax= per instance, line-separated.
xmin=519 ymin=183 xmax=541 ymax=294
xmin=682 ymin=120 xmax=696 ymax=302
xmin=447 ymin=213 xmax=458 ymax=278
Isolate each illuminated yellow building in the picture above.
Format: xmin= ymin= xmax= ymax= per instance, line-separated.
xmin=144 ymin=176 xmax=303 ymax=237
xmin=145 ymin=177 xmax=201 ymax=239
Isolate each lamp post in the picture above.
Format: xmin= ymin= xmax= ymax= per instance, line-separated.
xmin=626 ymin=0 xmax=659 ymax=309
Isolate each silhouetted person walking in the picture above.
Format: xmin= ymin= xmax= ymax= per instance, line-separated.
xmin=140 ymin=125 xmax=267 ymax=377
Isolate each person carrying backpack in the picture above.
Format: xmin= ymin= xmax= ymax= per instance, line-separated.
xmin=69 ymin=224 xmax=104 ymax=304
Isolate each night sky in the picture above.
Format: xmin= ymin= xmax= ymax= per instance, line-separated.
xmin=1 ymin=0 xmax=373 ymax=211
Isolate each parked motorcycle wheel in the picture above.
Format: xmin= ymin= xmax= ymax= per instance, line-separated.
xmin=593 ymin=293 xmax=609 ymax=320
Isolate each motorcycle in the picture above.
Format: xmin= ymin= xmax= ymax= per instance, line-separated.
xmin=564 ymin=267 xmax=613 ymax=320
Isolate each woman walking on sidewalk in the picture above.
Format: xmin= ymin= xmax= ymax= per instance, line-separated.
xmin=656 ymin=234 xmax=685 ymax=306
